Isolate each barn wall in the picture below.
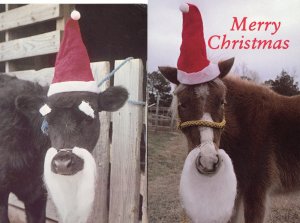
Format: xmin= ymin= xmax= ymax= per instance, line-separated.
xmin=0 ymin=4 xmax=147 ymax=73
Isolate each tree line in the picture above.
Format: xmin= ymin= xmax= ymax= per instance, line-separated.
xmin=148 ymin=68 xmax=300 ymax=107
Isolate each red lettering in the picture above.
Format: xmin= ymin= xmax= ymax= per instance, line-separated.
xmin=221 ymin=34 xmax=231 ymax=49
xmin=208 ymin=35 xmax=220 ymax=49
xmin=231 ymin=39 xmax=239 ymax=49
xmin=230 ymin=17 xmax=247 ymax=31
xmin=244 ymin=39 xmax=251 ymax=49
xmin=249 ymin=22 xmax=257 ymax=31
xmin=282 ymin=40 xmax=289 ymax=49
xmin=273 ymin=40 xmax=282 ymax=49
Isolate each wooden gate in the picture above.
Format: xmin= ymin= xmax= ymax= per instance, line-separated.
xmin=0 ymin=4 xmax=147 ymax=223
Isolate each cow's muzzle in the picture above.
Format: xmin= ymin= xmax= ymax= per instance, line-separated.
xmin=51 ymin=149 xmax=84 ymax=175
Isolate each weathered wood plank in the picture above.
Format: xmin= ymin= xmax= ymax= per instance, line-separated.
xmin=0 ymin=30 xmax=61 ymax=62
xmin=142 ymin=101 xmax=148 ymax=223
xmin=141 ymin=172 xmax=148 ymax=223
xmin=0 ymin=4 xmax=61 ymax=32
xmin=4 ymin=5 xmax=15 ymax=72
xmin=109 ymin=59 xmax=144 ymax=223
xmin=89 ymin=61 xmax=111 ymax=223
xmin=56 ymin=4 xmax=73 ymax=31
xmin=8 ymin=193 xmax=59 ymax=222
xmin=8 ymin=205 xmax=57 ymax=223
xmin=5 ymin=61 xmax=109 ymax=87
xmin=6 ymin=67 xmax=54 ymax=86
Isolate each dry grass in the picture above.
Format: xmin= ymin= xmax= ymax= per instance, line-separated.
xmin=148 ymin=130 xmax=300 ymax=223
xmin=148 ymin=131 xmax=186 ymax=223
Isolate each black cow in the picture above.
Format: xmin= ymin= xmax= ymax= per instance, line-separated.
xmin=0 ymin=75 xmax=49 ymax=223
xmin=0 ymin=74 xmax=128 ymax=223
xmin=43 ymin=81 xmax=128 ymax=223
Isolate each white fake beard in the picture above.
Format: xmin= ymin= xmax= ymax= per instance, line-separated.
xmin=180 ymin=149 xmax=237 ymax=223
xmin=44 ymin=147 xmax=97 ymax=223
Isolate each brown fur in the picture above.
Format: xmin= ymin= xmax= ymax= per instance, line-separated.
xmin=221 ymin=76 xmax=300 ymax=222
xmin=175 ymin=79 xmax=226 ymax=150
xmin=170 ymin=73 xmax=300 ymax=223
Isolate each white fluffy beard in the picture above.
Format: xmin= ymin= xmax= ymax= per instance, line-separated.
xmin=44 ymin=147 xmax=97 ymax=223
xmin=180 ymin=149 xmax=237 ymax=223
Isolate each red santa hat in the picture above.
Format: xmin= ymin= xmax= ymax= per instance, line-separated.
xmin=47 ymin=10 xmax=99 ymax=97
xmin=177 ymin=3 xmax=220 ymax=85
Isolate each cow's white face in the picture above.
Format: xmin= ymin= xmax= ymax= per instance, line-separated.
xmin=44 ymin=147 xmax=97 ymax=223
xmin=41 ymin=87 xmax=128 ymax=176
xmin=41 ymin=86 xmax=128 ymax=222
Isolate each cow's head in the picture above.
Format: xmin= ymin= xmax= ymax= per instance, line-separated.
xmin=40 ymin=86 xmax=128 ymax=176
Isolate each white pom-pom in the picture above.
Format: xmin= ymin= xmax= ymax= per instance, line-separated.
xmin=71 ymin=10 xmax=81 ymax=20
xmin=179 ymin=3 xmax=189 ymax=13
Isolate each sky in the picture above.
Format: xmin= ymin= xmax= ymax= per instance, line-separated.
xmin=148 ymin=0 xmax=300 ymax=83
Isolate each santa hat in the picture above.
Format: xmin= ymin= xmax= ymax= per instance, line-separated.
xmin=47 ymin=10 xmax=99 ymax=97
xmin=177 ymin=3 xmax=220 ymax=85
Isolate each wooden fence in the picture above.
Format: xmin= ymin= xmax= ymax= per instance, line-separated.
xmin=0 ymin=4 xmax=147 ymax=223
xmin=148 ymin=106 xmax=176 ymax=131
xmin=0 ymin=4 xmax=73 ymax=73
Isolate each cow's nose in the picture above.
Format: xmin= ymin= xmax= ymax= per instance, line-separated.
xmin=51 ymin=150 xmax=84 ymax=175
xmin=54 ymin=158 xmax=72 ymax=171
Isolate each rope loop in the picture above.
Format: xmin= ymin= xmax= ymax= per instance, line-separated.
xmin=177 ymin=115 xmax=226 ymax=130
xmin=97 ymin=57 xmax=145 ymax=107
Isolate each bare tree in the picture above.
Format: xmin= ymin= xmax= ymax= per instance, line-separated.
xmin=234 ymin=63 xmax=260 ymax=83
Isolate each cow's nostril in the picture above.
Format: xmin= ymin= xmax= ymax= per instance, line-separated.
xmin=53 ymin=158 xmax=72 ymax=168
xmin=53 ymin=160 xmax=59 ymax=169
xmin=52 ymin=156 xmax=73 ymax=175
xmin=65 ymin=159 xmax=72 ymax=168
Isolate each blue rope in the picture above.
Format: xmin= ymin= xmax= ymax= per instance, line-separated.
xmin=97 ymin=57 xmax=134 ymax=87
xmin=41 ymin=119 xmax=49 ymax=135
xmin=97 ymin=57 xmax=145 ymax=106
xmin=127 ymin=99 xmax=146 ymax=106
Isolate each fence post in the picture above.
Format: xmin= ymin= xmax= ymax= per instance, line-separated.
xmin=109 ymin=59 xmax=143 ymax=223
xmin=154 ymin=94 xmax=160 ymax=132
xmin=89 ymin=62 xmax=111 ymax=223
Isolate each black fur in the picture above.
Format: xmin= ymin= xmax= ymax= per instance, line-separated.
xmin=0 ymin=74 xmax=128 ymax=222
xmin=0 ymin=74 xmax=50 ymax=223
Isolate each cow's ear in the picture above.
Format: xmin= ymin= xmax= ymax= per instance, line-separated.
xmin=158 ymin=66 xmax=180 ymax=85
xmin=218 ymin=57 xmax=234 ymax=79
xmin=15 ymin=95 xmax=45 ymax=116
xmin=98 ymin=86 xmax=128 ymax=112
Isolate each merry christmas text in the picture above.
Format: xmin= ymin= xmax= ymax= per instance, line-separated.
xmin=208 ymin=17 xmax=289 ymax=50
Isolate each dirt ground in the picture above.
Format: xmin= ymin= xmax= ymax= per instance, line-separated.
xmin=148 ymin=131 xmax=300 ymax=223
